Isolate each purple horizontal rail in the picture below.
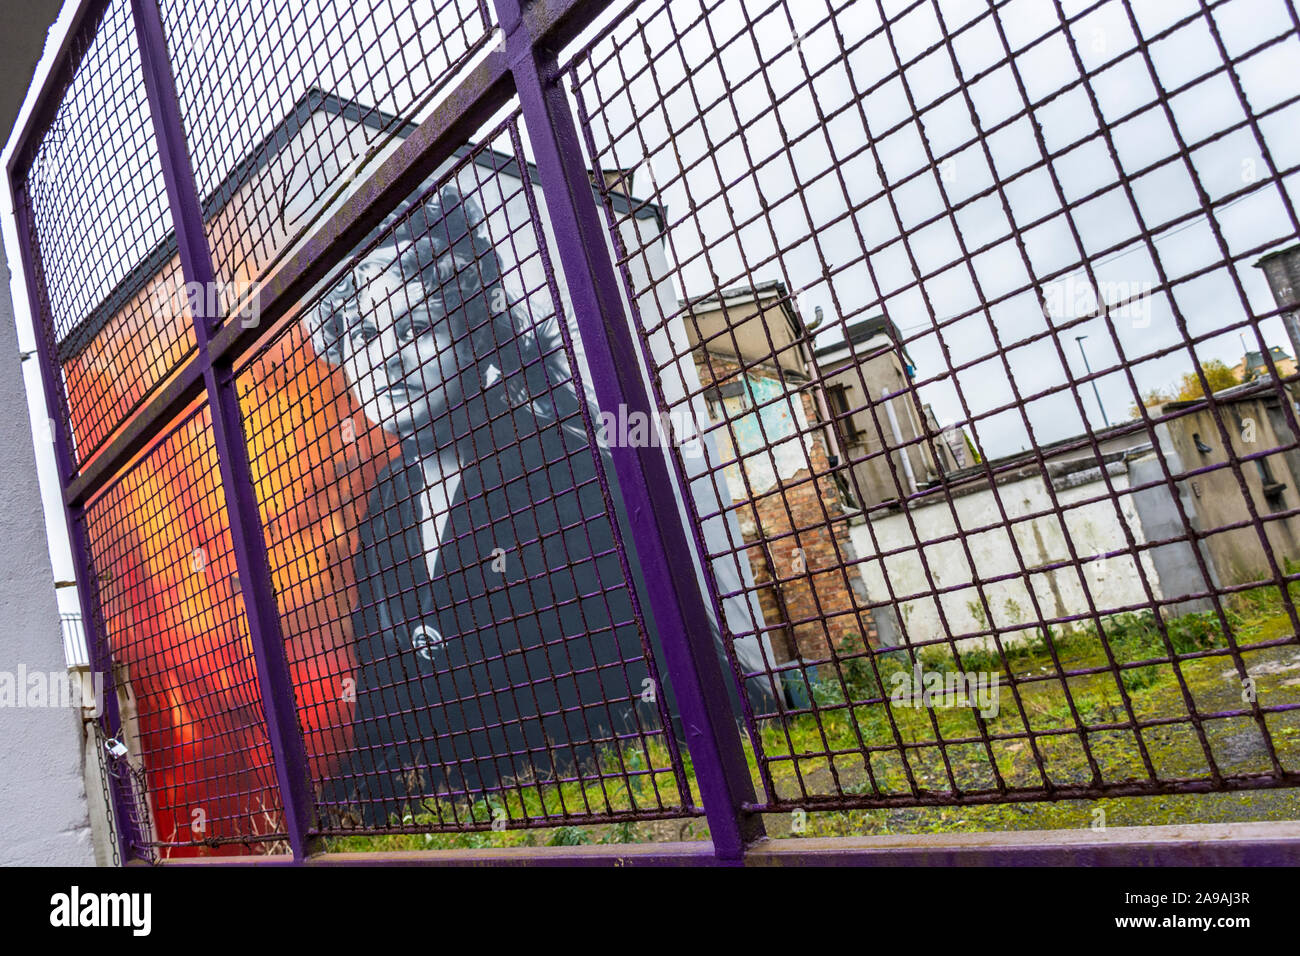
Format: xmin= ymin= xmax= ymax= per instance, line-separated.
xmin=157 ymin=822 xmax=1300 ymax=867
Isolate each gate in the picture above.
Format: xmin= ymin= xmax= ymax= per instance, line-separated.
xmin=9 ymin=0 xmax=1300 ymax=864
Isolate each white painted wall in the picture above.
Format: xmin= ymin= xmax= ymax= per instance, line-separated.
xmin=0 ymin=233 xmax=96 ymax=865
xmin=850 ymin=462 xmax=1164 ymax=648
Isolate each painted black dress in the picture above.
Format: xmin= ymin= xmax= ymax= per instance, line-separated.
xmin=328 ymin=379 xmax=659 ymax=825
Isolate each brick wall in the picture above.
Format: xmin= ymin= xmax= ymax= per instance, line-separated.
xmin=695 ymin=350 xmax=876 ymax=663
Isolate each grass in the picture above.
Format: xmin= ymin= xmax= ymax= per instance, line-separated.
xmin=322 ymin=580 xmax=1300 ymax=853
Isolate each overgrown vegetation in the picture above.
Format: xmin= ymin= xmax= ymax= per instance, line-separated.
xmin=323 ymin=577 xmax=1300 ymax=853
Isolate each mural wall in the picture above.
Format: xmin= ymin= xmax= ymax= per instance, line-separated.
xmin=68 ymin=97 xmax=772 ymax=855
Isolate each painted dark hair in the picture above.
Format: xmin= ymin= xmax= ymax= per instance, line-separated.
xmin=304 ymin=180 xmax=585 ymax=452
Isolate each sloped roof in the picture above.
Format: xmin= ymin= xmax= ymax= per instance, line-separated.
xmin=61 ymin=86 xmax=664 ymax=362
xmin=812 ymin=313 xmax=915 ymax=370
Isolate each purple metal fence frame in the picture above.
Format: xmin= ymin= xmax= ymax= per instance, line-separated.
xmin=13 ymin=181 xmax=144 ymax=864
xmin=493 ymin=0 xmax=764 ymax=861
xmin=8 ymin=0 xmax=144 ymax=865
xmin=7 ymin=0 xmax=1300 ymax=866
xmin=127 ymin=0 xmax=317 ymax=860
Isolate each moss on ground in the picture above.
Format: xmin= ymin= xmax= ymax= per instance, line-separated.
xmin=323 ymin=586 xmax=1300 ymax=853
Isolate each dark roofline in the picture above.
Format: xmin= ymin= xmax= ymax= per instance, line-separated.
xmin=1239 ymin=345 xmax=1295 ymax=366
xmin=677 ymin=279 xmax=804 ymax=340
xmin=903 ymin=418 xmax=1155 ymax=505
xmin=679 ymin=277 xmax=788 ymax=310
xmin=59 ymin=87 xmax=666 ymax=363
xmin=813 ymin=314 xmax=893 ymax=353
xmin=954 ymin=418 xmax=1151 ymax=475
xmin=1254 ymin=242 xmax=1300 ymax=268
xmin=1162 ymin=377 xmax=1292 ymax=411
xmin=932 ymin=378 xmax=1296 ymax=497
xmin=812 ymin=313 xmax=915 ymax=369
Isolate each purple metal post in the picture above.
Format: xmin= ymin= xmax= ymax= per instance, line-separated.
xmin=128 ymin=0 xmax=316 ymax=859
xmin=492 ymin=0 xmax=765 ymax=861
xmin=9 ymin=188 xmax=143 ymax=864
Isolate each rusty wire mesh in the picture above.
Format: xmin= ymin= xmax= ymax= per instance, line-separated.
xmin=234 ymin=112 xmax=696 ymax=835
xmin=14 ymin=0 xmax=1300 ymax=859
xmin=81 ymin=405 xmax=288 ymax=855
xmin=569 ymin=0 xmax=1300 ymax=810
xmin=16 ymin=0 xmax=191 ymax=468
xmin=156 ymin=0 xmax=496 ymax=307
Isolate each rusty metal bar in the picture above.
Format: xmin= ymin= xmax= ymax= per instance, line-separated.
xmin=128 ymin=0 xmax=316 ymax=859
xmin=493 ymin=0 xmax=765 ymax=862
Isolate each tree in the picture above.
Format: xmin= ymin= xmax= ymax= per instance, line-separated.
xmin=1128 ymin=359 xmax=1239 ymax=418
xmin=1129 ymin=387 xmax=1172 ymax=418
xmin=1172 ymin=359 xmax=1238 ymax=401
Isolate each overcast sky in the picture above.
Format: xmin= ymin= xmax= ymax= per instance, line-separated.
xmin=7 ymin=0 xmax=1300 ymax=592
xmin=568 ymin=0 xmax=1300 ymax=458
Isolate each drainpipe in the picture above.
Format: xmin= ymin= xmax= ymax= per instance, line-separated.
xmin=883 ymin=386 xmax=919 ymax=496
xmin=793 ymin=304 xmax=845 ymax=466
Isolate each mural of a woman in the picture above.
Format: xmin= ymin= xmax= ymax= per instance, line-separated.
xmin=304 ymin=182 xmax=658 ymax=825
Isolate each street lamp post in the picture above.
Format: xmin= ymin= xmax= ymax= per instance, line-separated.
xmin=1076 ymin=334 xmax=1110 ymax=428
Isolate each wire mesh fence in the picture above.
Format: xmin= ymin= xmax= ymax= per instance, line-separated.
xmin=234 ymin=113 xmax=696 ymax=836
xmin=568 ymin=0 xmax=1300 ymax=811
xmin=9 ymin=0 xmax=1300 ymax=862
xmin=15 ymin=0 xmax=189 ymax=469
xmin=157 ymin=0 xmax=496 ymax=307
xmin=80 ymin=405 xmax=287 ymax=855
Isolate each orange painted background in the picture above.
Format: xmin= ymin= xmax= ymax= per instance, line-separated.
xmin=78 ymin=305 xmax=400 ymax=857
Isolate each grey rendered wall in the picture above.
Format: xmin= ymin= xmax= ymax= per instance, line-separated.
xmin=0 ymin=231 xmax=95 ymax=865
xmin=1127 ymin=435 xmax=1216 ymax=617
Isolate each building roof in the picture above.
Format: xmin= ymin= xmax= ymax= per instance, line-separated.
xmin=1254 ymin=243 xmax=1300 ymax=269
xmin=896 ymin=418 xmax=1156 ymax=506
xmin=1162 ymin=377 xmax=1292 ymax=411
xmin=61 ymin=87 xmax=665 ymax=363
xmin=1236 ymin=346 xmax=1294 ymax=377
xmin=680 ymin=278 xmax=798 ymax=315
xmin=678 ymin=279 xmax=804 ymax=339
xmin=812 ymin=313 xmax=915 ymax=370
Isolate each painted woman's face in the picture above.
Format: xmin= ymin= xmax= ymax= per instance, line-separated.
xmin=338 ymin=240 xmax=473 ymax=438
